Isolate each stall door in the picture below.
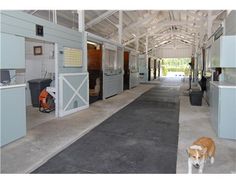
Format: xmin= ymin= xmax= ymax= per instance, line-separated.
xmin=117 ymin=46 xmax=124 ymax=93
xmin=58 ymin=46 xmax=89 ymax=117
xmin=129 ymin=52 xmax=139 ymax=88
xmin=102 ymin=43 xmax=119 ymax=99
xmin=150 ymin=58 xmax=155 ymax=80
xmin=154 ymin=59 xmax=157 ymax=79
xmin=148 ymin=57 xmax=151 ymax=81
xmin=138 ymin=55 xmax=148 ymax=83
xmin=123 ymin=51 xmax=130 ymax=90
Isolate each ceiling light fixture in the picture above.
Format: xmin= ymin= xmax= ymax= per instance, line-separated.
xmin=87 ymin=41 xmax=97 ymax=46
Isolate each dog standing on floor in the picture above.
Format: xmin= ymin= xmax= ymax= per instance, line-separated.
xmin=187 ymin=137 xmax=216 ymax=174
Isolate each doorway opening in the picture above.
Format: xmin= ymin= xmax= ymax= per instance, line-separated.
xmin=160 ymin=58 xmax=191 ymax=78
xmin=87 ymin=41 xmax=103 ymax=104
xmin=148 ymin=57 xmax=156 ymax=81
xmin=123 ymin=51 xmax=129 ymax=90
xmin=22 ymin=38 xmax=56 ymax=130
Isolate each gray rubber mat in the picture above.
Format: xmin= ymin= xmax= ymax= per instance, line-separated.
xmin=32 ymin=81 xmax=180 ymax=173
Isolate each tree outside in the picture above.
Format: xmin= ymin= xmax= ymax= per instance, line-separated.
xmin=161 ymin=58 xmax=191 ymax=77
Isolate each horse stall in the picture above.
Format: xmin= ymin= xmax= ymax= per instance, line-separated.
xmin=138 ymin=54 xmax=148 ymax=83
xmin=87 ymin=33 xmax=123 ymax=100
xmin=103 ymin=43 xmax=123 ymax=99
xmin=148 ymin=57 xmax=156 ymax=81
xmin=154 ymin=58 xmax=157 ymax=79
xmin=87 ymin=41 xmax=103 ymax=103
xmin=123 ymin=51 xmax=130 ymax=90
xmin=0 ymin=11 xmax=88 ymax=146
xmin=123 ymin=48 xmax=139 ymax=89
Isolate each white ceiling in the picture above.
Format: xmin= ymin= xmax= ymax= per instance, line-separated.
xmin=23 ymin=10 xmax=227 ymax=53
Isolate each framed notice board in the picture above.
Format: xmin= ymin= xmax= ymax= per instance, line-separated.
xmin=64 ymin=47 xmax=83 ymax=67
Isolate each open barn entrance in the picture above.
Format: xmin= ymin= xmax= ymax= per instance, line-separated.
xmin=160 ymin=58 xmax=191 ymax=78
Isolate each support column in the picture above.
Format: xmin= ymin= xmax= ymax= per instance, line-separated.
xmin=118 ymin=10 xmax=123 ymax=44
xmin=78 ymin=10 xmax=85 ymax=32
xmin=193 ymin=54 xmax=198 ymax=83
xmin=135 ymin=38 xmax=139 ymax=51
xmin=145 ymin=36 xmax=148 ymax=54
xmin=202 ymin=47 xmax=206 ymax=77
xmin=145 ymin=36 xmax=149 ymax=75
xmin=52 ymin=10 xmax=57 ymax=24
xmin=195 ymin=16 xmax=204 ymax=83
xmin=207 ymin=10 xmax=212 ymax=38
xmin=52 ymin=10 xmax=58 ymax=117
xmin=77 ymin=10 xmax=87 ymax=72
xmin=199 ymin=17 xmax=204 ymax=48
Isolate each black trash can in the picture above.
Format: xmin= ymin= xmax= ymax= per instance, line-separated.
xmin=189 ymin=90 xmax=203 ymax=106
xmin=28 ymin=79 xmax=52 ymax=107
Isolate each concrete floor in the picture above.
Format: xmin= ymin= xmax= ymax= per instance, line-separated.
xmin=177 ymin=83 xmax=236 ymax=174
xmin=0 ymin=84 xmax=154 ymax=173
xmin=1 ymin=79 xmax=236 ymax=174
xmin=26 ymin=106 xmax=55 ymax=130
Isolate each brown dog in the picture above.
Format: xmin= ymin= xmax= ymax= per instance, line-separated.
xmin=187 ymin=137 xmax=216 ymax=174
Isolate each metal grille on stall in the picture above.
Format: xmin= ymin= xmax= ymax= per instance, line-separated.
xmin=129 ymin=51 xmax=139 ymax=88
xmin=103 ymin=43 xmax=123 ymax=99
xmin=138 ymin=54 xmax=148 ymax=82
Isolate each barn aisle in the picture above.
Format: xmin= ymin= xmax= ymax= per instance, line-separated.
xmin=33 ymin=78 xmax=180 ymax=173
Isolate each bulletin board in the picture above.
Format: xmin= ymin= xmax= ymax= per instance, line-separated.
xmin=64 ymin=47 xmax=83 ymax=67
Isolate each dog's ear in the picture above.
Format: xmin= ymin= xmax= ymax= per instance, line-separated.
xmin=201 ymin=147 xmax=207 ymax=155
xmin=186 ymin=148 xmax=190 ymax=156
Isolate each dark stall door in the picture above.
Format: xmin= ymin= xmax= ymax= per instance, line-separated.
xmin=124 ymin=51 xmax=130 ymax=90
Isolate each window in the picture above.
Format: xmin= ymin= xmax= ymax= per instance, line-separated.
xmin=130 ymin=54 xmax=138 ymax=72
xmin=105 ymin=49 xmax=116 ymax=71
xmin=64 ymin=47 xmax=82 ymax=67
xmin=104 ymin=45 xmax=119 ymax=75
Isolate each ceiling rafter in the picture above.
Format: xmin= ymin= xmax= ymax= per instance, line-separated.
xmin=146 ymin=33 xmax=197 ymax=51
xmin=24 ymin=10 xmax=226 ymax=52
xmin=153 ymin=38 xmax=195 ymax=49
xmin=154 ymin=33 xmax=196 ymax=43
xmin=85 ymin=10 xmax=117 ymax=30
xmin=123 ymin=20 xmax=203 ymax=45
xmin=56 ymin=11 xmax=78 ymax=24
xmin=106 ymin=11 xmax=159 ymax=39
xmin=106 ymin=17 xmax=118 ymax=27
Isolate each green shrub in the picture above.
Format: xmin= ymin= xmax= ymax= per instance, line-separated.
xmin=184 ymin=67 xmax=190 ymax=76
xmin=162 ymin=66 xmax=168 ymax=76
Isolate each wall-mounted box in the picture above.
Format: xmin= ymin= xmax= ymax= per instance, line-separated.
xmin=0 ymin=33 xmax=25 ymax=69
xmin=210 ymin=35 xmax=236 ymax=68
